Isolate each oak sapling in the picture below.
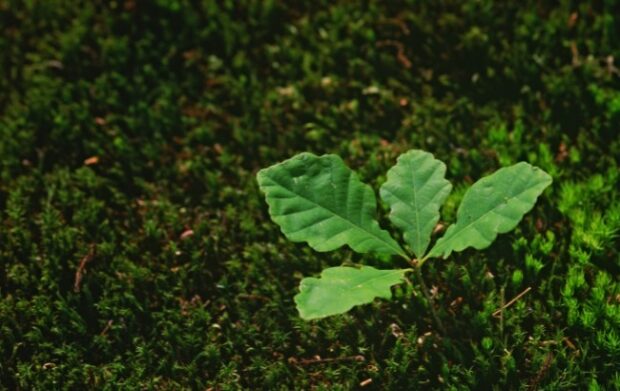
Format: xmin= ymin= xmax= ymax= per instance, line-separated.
xmin=257 ymin=150 xmax=552 ymax=321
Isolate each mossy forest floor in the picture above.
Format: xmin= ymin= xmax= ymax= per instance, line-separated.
xmin=1 ymin=1 xmax=619 ymax=389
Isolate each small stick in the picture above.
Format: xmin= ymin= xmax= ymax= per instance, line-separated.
xmin=529 ymin=352 xmax=554 ymax=390
xmin=74 ymin=244 xmax=96 ymax=293
xmin=376 ymin=40 xmax=412 ymax=68
xmin=100 ymin=320 xmax=113 ymax=336
xmin=360 ymin=378 xmax=373 ymax=387
xmin=492 ymin=287 xmax=532 ymax=318
xmin=289 ymin=355 xmax=365 ymax=366
xmin=237 ymin=293 xmax=269 ymax=302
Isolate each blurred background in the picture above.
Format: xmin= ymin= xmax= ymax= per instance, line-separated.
xmin=1 ymin=1 xmax=619 ymax=389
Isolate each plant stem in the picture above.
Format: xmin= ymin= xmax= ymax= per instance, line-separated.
xmin=413 ymin=261 xmax=446 ymax=335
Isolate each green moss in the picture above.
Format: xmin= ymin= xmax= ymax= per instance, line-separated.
xmin=1 ymin=0 xmax=619 ymax=388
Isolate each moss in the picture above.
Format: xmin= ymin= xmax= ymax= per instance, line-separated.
xmin=1 ymin=0 xmax=619 ymax=388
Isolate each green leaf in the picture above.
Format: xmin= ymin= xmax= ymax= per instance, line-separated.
xmin=257 ymin=153 xmax=406 ymax=257
xmin=294 ymin=266 xmax=409 ymax=320
xmin=427 ymin=162 xmax=552 ymax=259
xmin=380 ymin=150 xmax=452 ymax=259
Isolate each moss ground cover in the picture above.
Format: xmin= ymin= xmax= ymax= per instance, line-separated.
xmin=1 ymin=1 xmax=619 ymax=389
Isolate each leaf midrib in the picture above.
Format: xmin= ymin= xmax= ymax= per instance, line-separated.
xmin=428 ymin=178 xmax=545 ymax=258
xmin=408 ymin=156 xmax=423 ymax=257
xmin=265 ymin=175 xmax=406 ymax=257
xmin=331 ymin=269 xmax=406 ymax=290
xmin=383 ymin=156 xmax=435 ymax=258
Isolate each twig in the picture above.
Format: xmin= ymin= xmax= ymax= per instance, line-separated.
xmin=288 ymin=354 xmax=365 ymax=366
xmin=529 ymin=352 xmax=554 ymax=390
xmin=74 ymin=244 xmax=96 ymax=293
xmin=492 ymin=287 xmax=532 ymax=318
xmin=414 ymin=262 xmax=446 ymax=334
xmin=237 ymin=293 xmax=269 ymax=302
xmin=100 ymin=320 xmax=113 ymax=336
xmin=360 ymin=378 xmax=373 ymax=387
xmin=376 ymin=40 xmax=412 ymax=68
xmin=379 ymin=17 xmax=410 ymax=35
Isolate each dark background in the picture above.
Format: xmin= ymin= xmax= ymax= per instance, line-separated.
xmin=1 ymin=1 xmax=619 ymax=389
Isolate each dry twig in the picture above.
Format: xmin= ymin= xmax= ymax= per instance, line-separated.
xmin=492 ymin=287 xmax=532 ymax=318
xmin=74 ymin=244 xmax=96 ymax=293
xmin=288 ymin=355 xmax=365 ymax=366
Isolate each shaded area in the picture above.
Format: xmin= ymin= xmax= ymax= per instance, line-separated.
xmin=1 ymin=1 xmax=619 ymax=389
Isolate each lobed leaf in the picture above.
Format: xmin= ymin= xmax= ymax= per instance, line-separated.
xmin=294 ymin=266 xmax=409 ymax=320
xmin=380 ymin=149 xmax=452 ymax=259
xmin=427 ymin=162 xmax=552 ymax=259
xmin=257 ymin=153 xmax=406 ymax=257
